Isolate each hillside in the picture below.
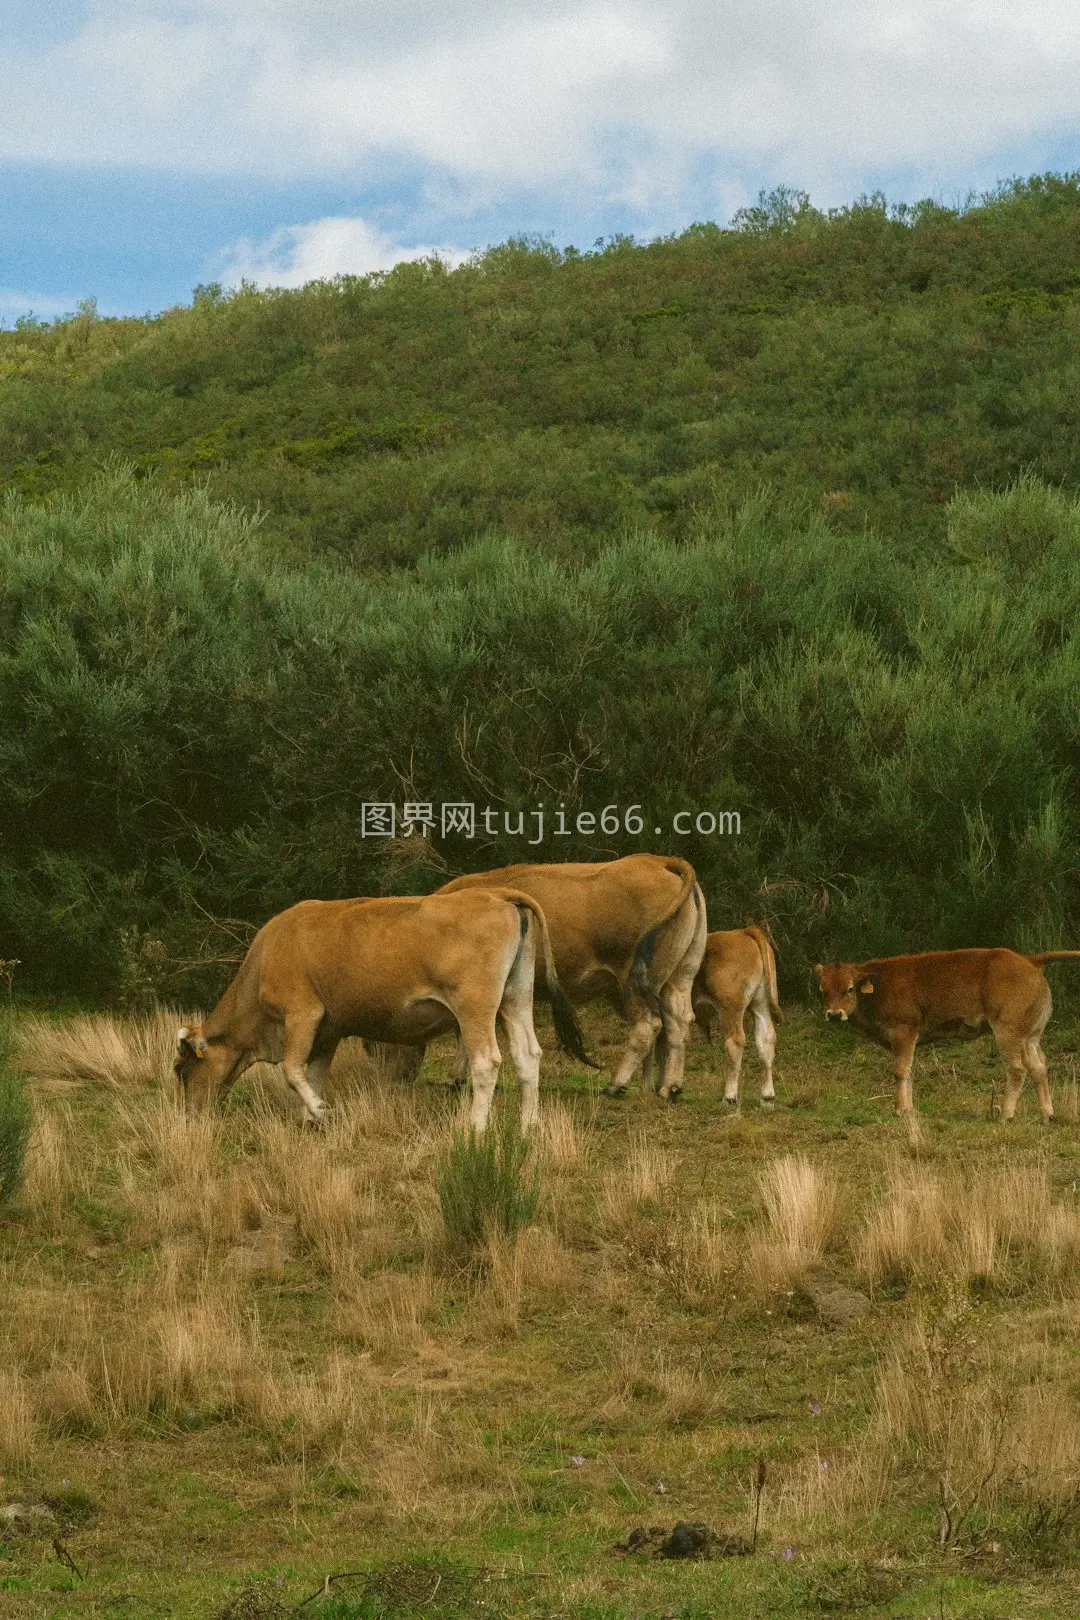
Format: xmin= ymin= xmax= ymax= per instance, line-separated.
xmin=5 ymin=176 xmax=1080 ymax=569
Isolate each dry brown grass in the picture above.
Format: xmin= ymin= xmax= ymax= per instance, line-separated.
xmin=21 ymin=1102 xmax=81 ymax=1231
xmin=19 ymin=1008 xmax=184 ymax=1091
xmin=9 ymin=1000 xmax=1080 ymax=1603
xmin=599 ymin=1336 xmax=725 ymax=1429
xmin=0 ymin=1369 xmax=37 ymax=1467
xmin=474 ymin=1224 xmax=577 ymax=1336
xmin=598 ymin=1131 xmax=676 ymax=1232
xmin=856 ymin=1159 xmax=1080 ymax=1294
xmin=855 ymin=1163 xmax=951 ymax=1289
xmin=660 ymin=1200 xmax=730 ymax=1306
xmin=747 ymin=1154 xmax=842 ymax=1297
xmin=335 ymin=1267 xmax=443 ymax=1355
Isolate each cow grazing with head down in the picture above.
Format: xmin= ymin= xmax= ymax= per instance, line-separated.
xmin=815 ymin=948 xmax=1080 ymax=1120
xmin=437 ymin=854 xmax=708 ymax=1101
xmin=174 ymin=888 xmax=589 ymax=1131
xmin=691 ymin=925 xmax=781 ymax=1109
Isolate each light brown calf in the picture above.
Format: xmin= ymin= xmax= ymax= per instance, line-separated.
xmin=173 ymin=888 xmax=589 ymax=1130
xmin=815 ymin=948 xmax=1080 ymax=1119
xmin=691 ymin=925 xmax=780 ymax=1108
xmin=438 ymin=855 xmax=707 ymax=1101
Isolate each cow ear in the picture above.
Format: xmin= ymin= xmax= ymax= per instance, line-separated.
xmin=176 ymin=1027 xmax=208 ymax=1060
xmin=858 ymin=977 xmax=875 ymax=995
xmin=814 ymin=963 xmax=824 ymax=981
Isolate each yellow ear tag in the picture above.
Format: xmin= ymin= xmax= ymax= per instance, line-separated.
xmin=859 ymin=980 xmax=874 ymax=994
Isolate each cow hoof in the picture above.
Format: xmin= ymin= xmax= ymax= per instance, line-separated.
xmin=1045 ymin=1114 xmax=1061 ymax=1126
xmin=602 ymin=1085 xmax=628 ymax=1099
xmin=761 ymin=1098 xmax=776 ymax=1112
xmin=303 ymin=1107 xmax=329 ymax=1128
xmin=664 ymin=1087 xmax=682 ymax=1104
xmin=724 ymin=1096 xmax=739 ymax=1111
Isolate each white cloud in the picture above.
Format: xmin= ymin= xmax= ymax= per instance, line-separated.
xmin=2 ymin=1 xmax=1080 ymax=212
xmin=217 ymin=215 xmax=469 ymax=289
xmin=0 ymin=287 xmax=85 ymax=325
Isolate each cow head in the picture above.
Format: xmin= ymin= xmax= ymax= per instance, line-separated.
xmin=174 ymin=1025 xmax=239 ymax=1111
xmin=815 ymin=962 xmax=875 ymax=1021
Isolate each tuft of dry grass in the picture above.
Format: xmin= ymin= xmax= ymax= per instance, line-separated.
xmin=335 ymin=1267 xmax=443 ymax=1356
xmin=19 ymin=1009 xmax=184 ymax=1091
xmin=747 ymin=1154 xmax=842 ymax=1297
xmin=855 ymin=1164 xmax=951 ymax=1290
xmin=476 ymin=1224 xmax=576 ymax=1336
xmin=599 ymin=1337 xmax=725 ymax=1429
xmin=599 ymin=1131 xmax=676 ymax=1232
xmin=21 ymin=1103 xmax=81 ymax=1231
xmin=856 ymin=1160 xmax=1080 ymax=1294
xmin=535 ymin=1100 xmax=589 ymax=1173
xmin=660 ymin=1200 xmax=730 ymax=1306
xmin=0 ymin=1368 xmax=37 ymax=1467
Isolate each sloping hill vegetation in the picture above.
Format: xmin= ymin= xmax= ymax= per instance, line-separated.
xmin=2 ymin=467 xmax=1079 ymax=1001
xmin=5 ymin=176 xmax=1080 ymax=566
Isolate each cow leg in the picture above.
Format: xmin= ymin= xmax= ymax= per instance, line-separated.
xmin=453 ymin=1036 xmax=471 ymax=1093
xmin=603 ymin=1006 xmax=663 ymax=1097
xmin=996 ymin=1034 xmax=1029 ymax=1121
xmin=888 ymin=1026 xmax=919 ymax=1114
xmin=1023 ymin=1038 xmax=1055 ymax=1121
xmin=751 ymin=991 xmax=777 ymax=1108
xmin=458 ymin=1019 xmax=502 ymax=1133
xmin=654 ymin=888 xmax=708 ymax=1101
xmin=497 ymin=1009 xmax=542 ymax=1131
xmin=306 ymin=1044 xmax=338 ymax=1105
xmin=655 ymin=978 xmax=695 ymax=1101
xmin=281 ymin=1008 xmax=330 ymax=1125
xmin=720 ymin=1002 xmax=747 ymax=1108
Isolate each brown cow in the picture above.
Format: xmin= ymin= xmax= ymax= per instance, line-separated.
xmin=815 ymin=949 xmax=1080 ymax=1119
xmin=437 ymin=855 xmax=708 ymax=1101
xmin=691 ymin=925 xmax=781 ymax=1108
xmin=173 ymin=888 xmax=589 ymax=1131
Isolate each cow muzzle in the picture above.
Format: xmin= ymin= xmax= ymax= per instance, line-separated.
xmin=824 ymin=1009 xmax=848 ymax=1021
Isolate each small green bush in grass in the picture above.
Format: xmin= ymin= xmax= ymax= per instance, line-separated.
xmin=0 ymin=1026 xmax=30 ymax=1206
xmin=436 ymin=1112 xmax=540 ymax=1251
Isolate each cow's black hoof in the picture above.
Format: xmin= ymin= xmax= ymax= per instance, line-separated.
xmin=602 ymin=1084 xmax=628 ymax=1099
xmin=664 ymin=1087 xmax=682 ymax=1104
xmin=761 ymin=1098 xmax=776 ymax=1111
xmin=1045 ymin=1114 xmax=1062 ymax=1126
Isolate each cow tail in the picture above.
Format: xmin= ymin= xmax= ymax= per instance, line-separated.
xmin=502 ymin=890 xmax=599 ymax=1069
xmin=627 ymin=859 xmax=699 ymax=1008
xmin=1028 ymin=951 xmax=1080 ymax=965
xmin=745 ymin=924 xmax=782 ymax=1021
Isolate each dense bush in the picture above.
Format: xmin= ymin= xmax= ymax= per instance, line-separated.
xmin=437 ymin=1116 xmax=541 ymax=1252
xmin=2 ymin=468 xmax=1080 ymax=1002
xmin=0 ymin=1022 xmax=30 ymax=1204
xmin=7 ymin=177 xmax=1080 ymax=562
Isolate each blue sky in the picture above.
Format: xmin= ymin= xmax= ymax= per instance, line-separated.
xmin=3 ymin=1 xmax=1080 ymax=323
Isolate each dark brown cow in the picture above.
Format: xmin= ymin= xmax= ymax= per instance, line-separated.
xmin=173 ymin=889 xmax=589 ymax=1130
xmin=815 ymin=949 xmax=1080 ymax=1119
xmin=437 ymin=855 xmax=707 ymax=1100
xmin=691 ymin=925 xmax=781 ymax=1108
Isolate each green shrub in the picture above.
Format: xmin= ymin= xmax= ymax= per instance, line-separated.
xmin=436 ymin=1113 xmax=540 ymax=1252
xmin=0 ymin=1029 xmax=30 ymax=1206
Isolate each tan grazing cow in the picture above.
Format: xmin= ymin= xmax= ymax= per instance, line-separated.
xmin=815 ymin=948 xmax=1080 ymax=1119
xmin=691 ymin=925 xmax=781 ymax=1108
xmin=174 ymin=889 xmax=589 ymax=1131
xmin=437 ymin=855 xmax=708 ymax=1100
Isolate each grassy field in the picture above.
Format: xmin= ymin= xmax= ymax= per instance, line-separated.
xmin=2 ymin=1001 xmax=1080 ymax=1619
